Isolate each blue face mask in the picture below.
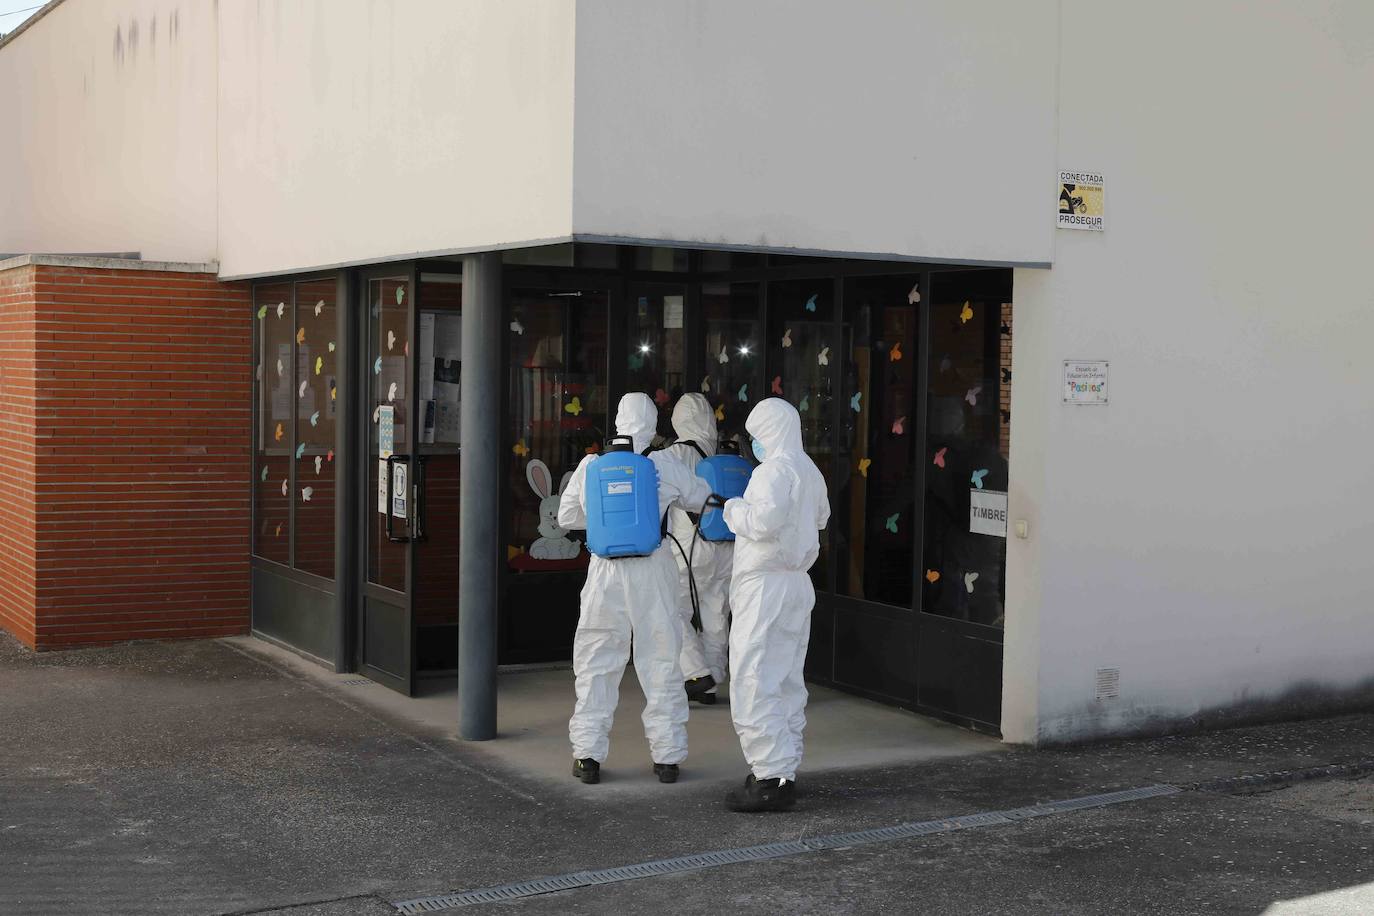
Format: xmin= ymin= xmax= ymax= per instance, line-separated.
xmin=752 ymin=439 xmax=767 ymax=462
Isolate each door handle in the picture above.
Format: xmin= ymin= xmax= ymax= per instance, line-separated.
xmin=385 ymin=455 xmax=410 ymax=544
xmin=413 ymin=455 xmax=429 ymax=542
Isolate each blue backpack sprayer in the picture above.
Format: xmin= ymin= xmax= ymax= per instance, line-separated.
xmin=585 ymin=434 xmax=754 ymax=628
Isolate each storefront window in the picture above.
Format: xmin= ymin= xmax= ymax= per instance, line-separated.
xmin=253 ymin=283 xmax=294 ymax=565
xmin=292 ymin=279 xmax=338 ymax=579
xmin=505 ymin=288 xmax=607 ymax=573
xmin=700 ymin=282 xmax=762 ymax=453
xmin=835 ymin=275 xmax=921 ymax=606
xmin=626 ymin=284 xmax=687 ymax=440
xmin=766 ymin=278 xmax=836 ymax=590
xmin=921 ymin=272 xmax=1012 ymax=628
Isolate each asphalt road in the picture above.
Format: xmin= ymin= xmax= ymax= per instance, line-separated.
xmin=1 ymin=633 xmax=1370 ymax=915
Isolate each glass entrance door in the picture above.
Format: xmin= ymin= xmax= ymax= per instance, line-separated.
xmin=359 ymin=268 xmax=418 ymax=693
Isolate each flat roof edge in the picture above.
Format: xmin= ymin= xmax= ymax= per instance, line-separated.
xmin=0 ymin=254 xmax=220 ymax=274
xmin=0 ymin=0 xmax=67 ymax=54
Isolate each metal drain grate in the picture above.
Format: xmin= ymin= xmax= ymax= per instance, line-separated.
xmin=394 ymin=783 xmax=1180 ymax=913
xmin=338 ymin=678 xmax=374 ymax=686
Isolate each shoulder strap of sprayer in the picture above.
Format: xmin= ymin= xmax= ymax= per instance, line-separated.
xmin=639 ymin=444 xmax=672 ymax=538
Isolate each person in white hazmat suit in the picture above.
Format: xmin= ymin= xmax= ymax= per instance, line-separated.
xmin=664 ymin=393 xmax=734 ymax=705
xmin=721 ymin=397 xmax=830 ymax=812
xmin=557 ymin=392 xmax=713 ymax=785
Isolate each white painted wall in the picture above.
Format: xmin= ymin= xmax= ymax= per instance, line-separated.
xmin=571 ymin=0 xmax=1058 ymax=266
xmin=0 ymin=0 xmax=217 ymax=261
xmin=1003 ymin=0 xmax=1374 ymax=743
xmin=215 ymin=0 xmax=576 ymax=278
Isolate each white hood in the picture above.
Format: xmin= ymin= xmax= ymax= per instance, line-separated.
xmin=670 ymin=393 xmax=717 ymax=457
xmin=746 ymin=397 xmax=804 ymax=457
xmin=615 ymin=392 xmax=659 ymax=454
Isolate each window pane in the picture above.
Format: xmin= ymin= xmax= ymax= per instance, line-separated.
xmin=633 ymin=246 xmax=688 ymax=272
xmin=253 ymin=283 xmax=293 ymax=564
xmin=700 ymin=282 xmax=762 ymax=452
xmin=921 ymin=272 xmax=1012 ymax=628
xmin=835 ymin=275 xmax=920 ymax=607
xmin=367 ymin=276 xmax=411 ymax=592
xmin=626 ymin=284 xmax=687 ymax=440
xmin=293 ymin=279 xmax=338 ymax=579
xmin=766 ymin=278 xmax=836 ymax=591
xmin=506 ymin=288 xmax=607 ymax=572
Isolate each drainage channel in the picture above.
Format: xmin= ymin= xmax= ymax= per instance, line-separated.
xmin=394 ymin=783 xmax=1180 ymax=913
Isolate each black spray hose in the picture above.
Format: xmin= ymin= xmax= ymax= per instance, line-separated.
xmin=664 ymin=493 xmax=726 ymax=634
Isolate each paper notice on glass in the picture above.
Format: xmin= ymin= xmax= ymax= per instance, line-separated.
xmin=435 ymin=379 xmax=461 ymax=444
xmin=378 ymin=405 xmax=394 ymax=458
xmin=664 ymin=295 xmax=684 ymax=329
xmin=969 ymin=489 xmax=1008 ymax=537
xmin=391 ymin=462 xmax=408 ymax=519
xmin=377 ymin=459 xmax=389 ymax=513
xmin=434 ymin=313 xmax=462 ymax=362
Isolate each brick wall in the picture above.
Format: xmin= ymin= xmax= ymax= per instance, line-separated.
xmin=0 ymin=259 xmax=253 ymax=649
xmin=0 ymin=265 xmax=38 ymax=646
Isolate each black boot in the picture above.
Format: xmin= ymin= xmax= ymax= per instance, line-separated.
xmin=653 ymin=763 xmax=680 ymax=784
xmin=572 ymin=758 xmax=601 ymax=784
xmin=725 ymin=774 xmax=796 ymax=812
xmin=685 ymin=674 xmax=717 ymax=704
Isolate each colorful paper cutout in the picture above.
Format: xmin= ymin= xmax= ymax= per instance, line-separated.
xmin=330 ymin=381 xmax=337 ymax=402
xmin=771 ymin=376 xmax=783 ymax=396
xmin=374 ymin=357 xmax=382 ymax=375
xmin=299 ymin=379 xmax=308 ymax=399
xmin=585 ymin=443 xmax=600 ymax=455
xmin=892 ymin=416 xmax=906 ymax=435
xmin=328 ymin=341 xmax=336 ymax=353
xmin=511 ymin=439 xmax=528 ymax=457
xmin=818 ymin=347 xmax=830 ymax=366
xmin=309 ymin=410 xmax=320 ymax=427
xmin=738 ymin=384 xmax=748 ymax=402
xmin=971 ymin=468 xmax=988 ymax=489
xmin=959 ymin=301 xmax=974 ymax=324
xmin=395 ymin=286 xmax=405 ymax=305
xmin=281 ymin=479 xmax=288 ymax=497
xmin=718 ymin=346 xmax=729 ymax=364
xmin=715 ymin=404 xmax=726 ymax=422
xmin=858 ymin=457 xmax=872 ymax=477
xmin=627 ymin=352 xmax=644 ymax=371
xmin=654 ymin=388 xmax=669 ymax=407
xmin=701 ymin=376 xmax=711 ymax=394
xmin=297 ymin=327 xmax=305 ymax=345
xmin=314 ymin=300 xmax=325 ymax=317
xmin=850 ymin=391 xmax=862 ymax=412
xmin=302 ymin=486 xmax=313 ymax=502
xmin=385 ymin=382 xmax=396 ymax=402
xmin=804 ymin=294 xmax=818 ymax=313
xmin=256 ymin=304 xmax=267 ymax=320
xmin=884 ymin=513 xmax=899 ymax=533
xmin=890 ymin=341 xmax=903 ymax=362
xmin=510 ymin=318 xmax=524 ymax=335
xmin=925 ymin=570 xmax=940 ymax=583
xmin=314 ymin=455 xmax=322 ymax=475
xmin=908 ymin=284 xmax=921 ymax=305
xmin=276 ymin=302 xmax=285 ymax=319
xmin=277 ymin=358 xmax=284 ymax=377
xmin=275 ymin=523 xmax=283 ymax=538
xmin=933 ymin=447 xmax=947 ymax=468
xmin=799 ymin=393 xmax=810 ymax=412
xmin=387 ymin=330 xmax=396 ymax=352
xmin=372 ymin=406 xmax=381 ymax=423
xmin=565 ymin=396 xmax=583 ymax=416
xmin=295 ymin=443 xmax=306 ymax=460
xmin=939 ymin=356 xmax=952 ymax=373
xmin=964 ymin=571 xmax=979 ymax=593
xmin=782 ymin=329 xmax=793 ymax=348
xmin=327 ymin=450 xmax=334 ymax=462
xmin=965 ymin=386 xmax=981 ymax=406
xmin=274 ymin=422 xmax=284 ymax=442
xmin=260 ymin=466 xmax=269 ymax=482
xmin=507 ymin=545 xmax=525 ymax=561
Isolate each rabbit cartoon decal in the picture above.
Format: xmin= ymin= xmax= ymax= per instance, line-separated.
xmin=525 ymin=459 xmax=582 ymax=560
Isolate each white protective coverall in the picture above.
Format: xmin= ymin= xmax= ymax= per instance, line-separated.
xmin=722 ymin=398 xmax=830 ymax=782
xmin=665 ymin=393 xmax=733 ymax=687
xmin=558 ymin=393 xmax=713 ymax=765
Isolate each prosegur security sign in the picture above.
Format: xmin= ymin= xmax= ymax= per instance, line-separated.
xmin=1064 ymin=360 xmax=1109 ymax=405
xmin=1058 ymin=170 xmax=1105 ymax=231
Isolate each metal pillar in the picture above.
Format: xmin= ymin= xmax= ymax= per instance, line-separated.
xmin=458 ymin=252 xmax=502 ymax=740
